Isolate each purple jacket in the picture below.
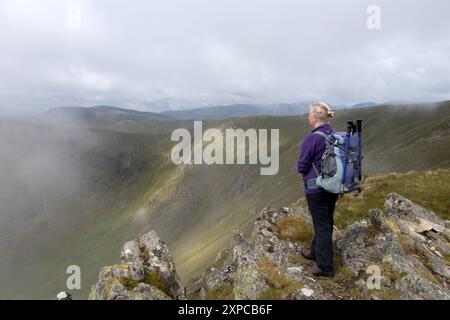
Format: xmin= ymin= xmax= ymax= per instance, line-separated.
xmin=297 ymin=123 xmax=334 ymax=194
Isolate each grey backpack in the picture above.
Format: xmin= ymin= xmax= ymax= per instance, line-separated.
xmin=313 ymin=120 xmax=363 ymax=195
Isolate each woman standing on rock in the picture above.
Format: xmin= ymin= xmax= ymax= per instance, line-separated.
xmin=297 ymin=102 xmax=338 ymax=278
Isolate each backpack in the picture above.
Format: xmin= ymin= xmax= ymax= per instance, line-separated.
xmin=312 ymin=120 xmax=363 ymax=195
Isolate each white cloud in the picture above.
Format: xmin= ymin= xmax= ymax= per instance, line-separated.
xmin=0 ymin=0 xmax=449 ymax=116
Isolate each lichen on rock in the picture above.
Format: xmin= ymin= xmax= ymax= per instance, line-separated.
xmin=89 ymin=230 xmax=185 ymax=300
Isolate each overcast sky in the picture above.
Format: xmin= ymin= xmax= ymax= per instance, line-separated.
xmin=0 ymin=0 xmax=449 ymax=116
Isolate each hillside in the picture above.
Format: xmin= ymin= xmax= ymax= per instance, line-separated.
xmin=160 ymin=104 xmax=271 ymax=120
xmin=0 ymin=101 xmax=449 ymax=299
xmin=33 ymin=105 xmax=193 ymax=135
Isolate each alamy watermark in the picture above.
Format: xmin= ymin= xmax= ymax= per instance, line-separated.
xmin=367 ymin=5 xmax=381 ymax=30
xmin=66 ymin=265 xmax=81 ymax=290
xmin=171 ymin=121 xmax=279 ymax=175
xmin=366 ymin=264 xmax=381 ymax=290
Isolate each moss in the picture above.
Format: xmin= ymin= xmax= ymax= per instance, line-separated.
xmin=373 ymin=289 xmax=401 ymax=300
xmin=276 ymin=216 xmax=313 ymax=244
xmin=380 ymin=264 xmax=408 ymax=282
xmin=120 ymin=276 xmax=139 ymax=291
xmin=119 ymin=269 xmax=171 ymax=297
xmin=102 ymin=277 xmax=117 ymax=300
xmin=143 ymin=270 xmax=171 ymax=296
xmin=363 ymin=225 xmax=380 ymax=247
xmin=339 ymin=268 xmax=358 ymax=280
xmin=211 ymin=249 xmax=230 ymax=269
xmin=289 ymin=255 xmax=311 ymax=266
xmin=352 ymin=287 xmax=367 ymax=300
xmin=258 ymin=286 xmax=302 ymax=300
xmin=414 ymin=267 xmax=441 ymax=286
xmin=389 ymin=220 xmax=401 ymax=235
xmin=186 ymin=291 xmax=201 ymax=300
xmin=205 ymin=285 xmax=234 ymax=300
xmin=423 ymin=260 xmax=434 ymax=271
xmin=139 ymin=243 xmax=150 ymax=266
xmin=398 ymin=234 xmax=416 ymax=254
xmin=118 ymin=263 xmax=129 ymax=270
xmin=442 ymin=252 xmax=450 ymax=266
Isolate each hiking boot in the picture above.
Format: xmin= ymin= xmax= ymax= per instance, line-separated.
xmin=309 ymin=264 xmax=335 ymax=278
xmin=301 ymin=248 xmax=315 ymax=261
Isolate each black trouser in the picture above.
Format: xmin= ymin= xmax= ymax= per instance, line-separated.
xmin=305 ymin=191 xmax=339 ymax=272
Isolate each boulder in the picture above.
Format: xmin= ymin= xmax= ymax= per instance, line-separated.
xmin=89 ymin=230 xmax=185 ymax=300
xmin=337 ymin=194 xmax=450 ymax=300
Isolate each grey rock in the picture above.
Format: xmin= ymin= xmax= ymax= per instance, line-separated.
xmin=337 ymin=219 xmax=404 ymax=276
xmin=202 ymin=264 xmax=235 ymax=293
xmin=186 ymin=279 xmax=203 ymax=296
xmin=231 ymin=231 xmax=268 ymax=300
xmin=337 ymin=194 xmax=450 ymax=300
xmin=384 ymin=193 xmax=444 ymax=226
xmin=395 ymin=274 xmax=450 ymax=300
xmin=89 ymin=230 xmax=185 ymax=300
xmin=445 ymin=220 xmax=450 ymax=229
xmin=369 ymin=208 xmax=393 ymax=233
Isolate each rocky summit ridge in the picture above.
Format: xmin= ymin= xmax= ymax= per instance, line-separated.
xmin=89 ymin=193 xmax=450 ymax=300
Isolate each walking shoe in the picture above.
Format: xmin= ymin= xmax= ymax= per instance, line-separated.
xmin=301 ymin=248 xmax=315 ymax=261
xmin=309 ymin=264 xmax=335 ymax=278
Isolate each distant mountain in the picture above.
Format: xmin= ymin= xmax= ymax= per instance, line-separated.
xmin=142 ymin=98 xmax=213 ymax=112
xmin=32 ymin=105 xmax=193 ymax=134
xmin=159 ymin=102 xmax=313 ymax=120
xmin=350 ymin=101 xmax=379 ymax=109
xmin=158 ymin=101 xmax=398 ymax=120
xmin=38 ymin=101 xmax=406 ymax=125
xmin=42 ymin=105 xmax=172 ymax=122
xmin=160 ymin=104 xmax=263 ymax=120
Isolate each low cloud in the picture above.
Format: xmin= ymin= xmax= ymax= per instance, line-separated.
xmin=0 ymin=0 xmax=449 ymax=116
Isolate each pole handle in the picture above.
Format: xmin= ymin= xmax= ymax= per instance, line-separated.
xmin=356 ymin=120 xmax=362 ymax=134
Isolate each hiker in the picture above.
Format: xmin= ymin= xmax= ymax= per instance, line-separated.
xmin=297 ymin=102 xmax=338 ymax=278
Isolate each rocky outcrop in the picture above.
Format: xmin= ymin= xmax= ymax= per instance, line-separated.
xmin=195 ymin=206 xmax=331 ymax=300
xmin=89 ymin=230 xmax=185 ymax=300
xmin=195 ymin=194 xmax=450 ymax=300
xmin=337 ymin=193 xmax=450 ymax=300
xmin=91 ymin=193 xmax=450 ymax=300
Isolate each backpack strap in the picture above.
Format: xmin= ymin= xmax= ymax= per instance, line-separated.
xmin=312 ymin=131 xmax=328 ymax=139
xmin=310 ymin=131 xmax=328 ymax=178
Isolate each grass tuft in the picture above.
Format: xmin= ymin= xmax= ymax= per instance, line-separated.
xmin=276 ymin=216 xmax=313 ymax=244
xmin=257 ymin=256 xmax=302 ymax=299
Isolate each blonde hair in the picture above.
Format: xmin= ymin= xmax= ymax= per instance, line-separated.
xmin=309 ymin=102 xmax=335 ymax=123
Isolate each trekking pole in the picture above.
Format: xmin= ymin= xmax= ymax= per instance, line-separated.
xmin=356 ymin=120 xmax=363 ymax=185
xmin=341 ymin=121 xmax=353 ymax=192
xmin=346 ymin=121 xmax=354 ymax=135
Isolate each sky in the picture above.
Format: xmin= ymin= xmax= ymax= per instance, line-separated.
xmin=0 ymin=0 xmax=449 ymax=116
